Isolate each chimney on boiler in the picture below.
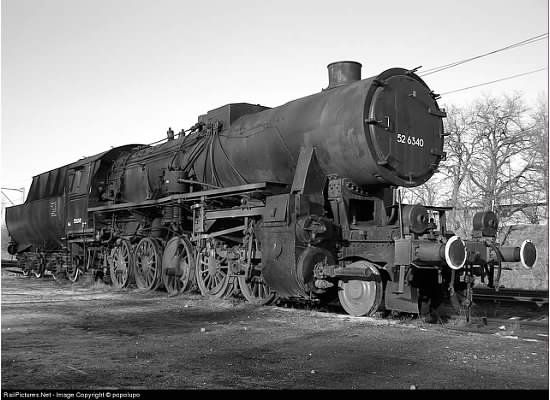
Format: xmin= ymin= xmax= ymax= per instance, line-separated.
xmin=327 ymin=61 xmax=362 ymax=89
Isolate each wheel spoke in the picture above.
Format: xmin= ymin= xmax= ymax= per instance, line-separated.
xmin=206 ymin=275 xmax=214 ymax=290
xmin=257 ymin=282 xmax=263 ymax=298
xmin=212 ymin=272 xmax=220 ymax=286
xmin=162 ymin=237 xmax=194 ymax=296
xmin=110 ymin=241 xmax=132 ymax=289
xmin=195 ymin=241 xmax=231 ymax=298
xmin=134 ymin=238 xmax=162 ymax=291
xmin=240 ymin=274 xmax=273 ymax=304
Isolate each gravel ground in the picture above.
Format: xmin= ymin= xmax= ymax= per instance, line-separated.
xmin=1 ymin=271 xmax=548 ymax=390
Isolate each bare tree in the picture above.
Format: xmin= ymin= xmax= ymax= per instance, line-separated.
xmin=442 ymin=105 xmax=476 ymax=204
xmin=401 ymin=176 xmax=442 ymax=205
xmin=438 ymin=104 xmax=481 ymax=235
xmin=401 ymin=93 xmax=546 ymax=235
xmin=516 ymin=95 xmax=549 ymax=223
xmin=462 ymin=93 xmax=539 ymax=226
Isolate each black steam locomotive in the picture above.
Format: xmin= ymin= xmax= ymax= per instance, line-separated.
xmin=6 ymin=61 xmax=537 ymax=317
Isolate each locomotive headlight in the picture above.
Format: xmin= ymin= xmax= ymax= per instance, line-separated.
xmin=445 ymin=235 xmax=467 ymax=270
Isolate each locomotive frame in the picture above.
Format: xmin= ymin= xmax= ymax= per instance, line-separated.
xmin=6 ymin=61 xmax=537 ymax=319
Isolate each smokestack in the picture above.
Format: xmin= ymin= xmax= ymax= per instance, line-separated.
xmin=327 ymin=61 xmax=362 ymax=89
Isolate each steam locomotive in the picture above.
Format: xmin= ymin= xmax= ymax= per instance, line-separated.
xmin=6 ymin=61 xmax=537 ymax=317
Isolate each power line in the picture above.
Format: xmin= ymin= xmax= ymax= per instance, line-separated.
xmin=420 ymin=33 xmax=548 ymax=77
xmin=440 ymin=67 xmax=548 ymax=96
xmin=421 ymin=33 xmax=547 ymax=76
xmin=453 ymin=202 xmax=546 ymax=211
xmin=1 ymin=192 xmax=15 ymax=206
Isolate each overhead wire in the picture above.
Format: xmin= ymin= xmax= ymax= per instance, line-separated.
xmin=419 ymin=33 xmax=548 ymax=77
xmin=440 ymin=67 xmax=547 ymax=96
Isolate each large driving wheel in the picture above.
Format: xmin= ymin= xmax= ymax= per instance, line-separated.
xmin=134 ymin=237 xmax=163 ymax=291
xmin=237 ymin=234 xmax=276 ymax=305
xmin=162 ymin=236 xmax=195 ymax=296
xmin=238 ymin=272 xmax=276 ymax=305
xmin=338 ymin=262 xmax=383 ymax=317
xmin=109 ymin=240 xmax=133 ymax=289
xmin=195 ymin=240 xmax=233 ymax=298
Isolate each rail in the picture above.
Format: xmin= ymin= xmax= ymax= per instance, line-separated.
xmin=473 ymin=287 xmax=548 ymax=305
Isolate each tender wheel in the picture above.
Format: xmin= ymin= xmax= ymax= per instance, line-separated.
xmin=109 ymin=240 xmax=133 ymax=289
xmin=134 ymin=237 xmax=163 ymax=291
xmin=338 ymin=262 xmax=382 ymax=317
xmin=32 ymin=266 xmax=44 ymax=278
xmin=195 ymin=240 xmax=233 ymax=298
xmin=67 ymin=255 xmax=83 ymax=283
xmin=32 ymin=256 xmax=45 ymax=278
xmin=162 ymin=236 xmax=195 ymax=296
xmin=53 ymin=265 xmax=67 ymax=282
xmin=67 ymin=266 xmax=81 ymax=282
xmin=238 ymin=273 xmax=276 ymax=305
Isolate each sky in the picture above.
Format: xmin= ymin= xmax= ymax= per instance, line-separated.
xmin=1 ymin=0 xmax=548 ymax=199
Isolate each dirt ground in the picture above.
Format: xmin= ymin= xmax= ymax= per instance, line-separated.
xmin=1 ymin=270 xmax=548 ymax=390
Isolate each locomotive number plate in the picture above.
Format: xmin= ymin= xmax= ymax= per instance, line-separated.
xmin=396 ymin=133 xmax=424 ymax=148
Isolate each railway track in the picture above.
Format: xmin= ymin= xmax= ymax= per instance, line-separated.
xmin=3 ymin=266 xmax=547 ymax=332
xmin=473 ymin=287 xmax=549 ymax=305
xmin=466 ymin=287 xmax=549 ymax=334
